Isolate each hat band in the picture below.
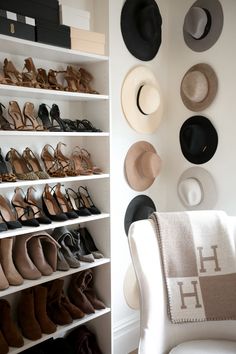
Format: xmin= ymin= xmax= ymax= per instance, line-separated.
xmin=137 ymin=85 xmax=148 ymax=115
xmin=193 ymin=8 xmax=212 ymax=40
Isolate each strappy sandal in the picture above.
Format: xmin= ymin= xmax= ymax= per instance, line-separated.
xmin=80 ymin=119 xmax=102 ymax=132
xmin=0 ymin=103 xmax=13 ymax=130
xmin=25 ymin=186 xmax=51 ymax=224
xmin=5 ymin=148 xmax=39 ymax=180
xmin=65 ymin=188 xmax=91 ymax=217
xmin=0 ymin=148 xmax=16 ymax=182
xmin=11 ymin=187 xmax=40 ymax=227
xmin=22 ymin=57 xmax=42 ymax=88
xmin=78 ymin=186 xmax=101 ymax=215
xmin=22 ymin=147 xmax=49 ymax=179
xmin=71 ymin=146 xmax=92 ymax=176
xmin=48 ymin=69 xmax=65 ymax=91
xmin=42 ymin=184 xmax=68 ymax=222
xmin=54 ymin=142 xmax=77 ymax=176
xmin=23 ymin=102 xmax=45 ymax=131
xmin=64 ymin=66 xmax=81 ymax=92
xmin=41 ymin=144 xmax=66 ymax=178
xmin=3 ymin=58 xmax=23 ymax=86
xmin=8 ymin=101 xmax=33 ymax=131
xmin=37 ymin=68 xmax=51 ymax=89
xmin=38 ymin=104 xmax=61 ymax=132
xmin=52 ymin=183 xmax=78 ymax=219
xmin=79 ymin=68 xmax=99 ymax=94
xmin=80 ymin=148 xmax=103 ymax=174
xmin=50 ymin=104 xmax=72 ymax=132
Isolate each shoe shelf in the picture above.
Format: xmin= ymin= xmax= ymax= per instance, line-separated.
xmin=9 ymin=308 xmax=111 ymax=354
xmin=0 ymin=34 xmax=109 ymax=64
xmin=0 ymin=84 xmax=109 ymax=101
xmin=0 ymin=131 xmax=109 ymax=137
xmin=0 ymin=173 xmax=109 ymax=190
xmin=0 ymin=213 xmax=110 ymax=239
xmin=0 ymin=258 xmax=110 ymax=298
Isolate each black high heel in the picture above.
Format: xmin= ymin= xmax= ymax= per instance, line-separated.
xmin=52 ymin=183 xmax=78 ymax=219
xmin=0 ymin=148 xmax=17 ymax=182
xmin=78 ymin=186 xmax=101 ymax=215
xmin=78 ymin=227 xmax=103 ymax=259
xmin=80 ymin=119 xmax=102 ymax=132
xmin=42 ymin=184 xmax=68 ymax=222
xmin=0 ymin=103 xmax=13 ymax=130
xmin=38 ymin=103 xmax=61 ymax=132
xmin=50 ymin=104 xmax=72 ymax=132
xmin=65 ymin=188 xmax=91 ymax=217
xmin=25 ymin=186 xmax=51 ymax=224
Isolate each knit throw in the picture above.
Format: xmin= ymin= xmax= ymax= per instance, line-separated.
xmin=150 ymin=211 xmax=236 ymax=323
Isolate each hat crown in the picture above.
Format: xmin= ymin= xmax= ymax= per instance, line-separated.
xmin=136 ymin=4 xmax=160 ymax=42
xmin=183 ymin=124 xmax=207 ymax=155
xmin=184 ymin=6 xmax=208 ymax=39
xmin=137 ymin=151 xmax=161 ymax=179
xmin=182 ymin=70 xmax=208 ymax=103
xmin=137 ymin=84 xmax=160 ymax=115
xmin=178 ymin=177 xmax=202 ymax=207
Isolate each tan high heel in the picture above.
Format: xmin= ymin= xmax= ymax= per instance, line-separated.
xmin=37 ymin=68 xmax=51 ymax=89
xmin=5 ymin=148 xmax=39 ymax=180
xmin=79 ymin=68 xmax=99 ymax=94
xmin=3 ymin=59 xmax=23 ymax=86
xmin=41 ymin=144 xmax=66 ymax=178
xmin=22 ymin=147 xmax=49 ymax=179
xmin=48 ymin=69 xmax=64 ymax=91
xmin=23 ymin=102 xmax=45 ymax=131
xmin=22 ymin=57 xmax=41 ymax=88
xmin=71 ymin=146 xmax=92 ymax=175
xmin=8 ymin=101 xmax=29 ymax=131
xmin=55 ymin=142 xmax=77 ymax=176
xmin=80 ymin=148 xmax=103 ymax=174
xmin=64 ymin=66 xmax=81 ymax=92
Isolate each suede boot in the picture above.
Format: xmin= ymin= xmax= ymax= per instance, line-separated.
xmin=45 ymin=279 xmax=72 ymax=325
xmin=0 ymin=331 xmax=8 ymax=354
xmin=33 ymin=285 xmax=57 ymax=334
xmin=83 ymin=269 xmax=106 ymax=310
xmin=0 ymin=238 xmax=24 ymax=285
xmin=61 ymin=291 xmax=85 ymax=319
xmin=0 ymin=299 xmax=24 ymax=347
xmin=17 ymin=288 xmax=42 ymax=340
xmin=0 ymin=263 xmax=9 ymax=290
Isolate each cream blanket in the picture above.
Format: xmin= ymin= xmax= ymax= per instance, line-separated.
xmin=150 ymin=211 xmax=236 ymax=323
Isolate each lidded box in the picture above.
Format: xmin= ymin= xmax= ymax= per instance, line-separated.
xmin=71 ymin=28 xmax=105 ymax=55
xmin=60 ymin=5 xmax=90 ymax=31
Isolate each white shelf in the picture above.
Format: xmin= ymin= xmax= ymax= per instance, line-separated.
xmin=0 ymin=213 xmax=110 ymax=239
xmin=0 ymin=173 xmax=109 ymax=189
xmin=0 ymin=258 xmax=110 ymax=297
xmin=0 ymin=34 xmax=109 ymax=64
xmin=0 ymin=84 xmax=109 ymax=101
xmin=0 ymin=131 xmax=109 ymax=137
xmin=9 ymin=308 xmax=111 ymax=354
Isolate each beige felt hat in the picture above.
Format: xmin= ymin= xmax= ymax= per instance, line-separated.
xmin=178 ymin=167 xmax=217 ymax=210
xmin=123 ymin=263 xmax=140 ymax=310
xmin=121 ymin=66 xmax=163 ymax=134
xmin=125 ymin=141 xmax=162 ymax=191
xmin=180 ymin=63 xmax=218 ymax=112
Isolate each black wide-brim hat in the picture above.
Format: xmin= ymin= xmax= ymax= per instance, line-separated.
xmin=124 ymin=195 xmax=156 ymax=236
xmin=121 ymin=0 xmax=162 ymax=61
xmin=179 ymin=115 xmax=218 ymax=164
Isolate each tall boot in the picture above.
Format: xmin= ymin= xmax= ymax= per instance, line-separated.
xmin=17 ymin=288 xmax=42 ymax=340
xmin=0 ymin=263 xmax=9 ymax=290
xmin=83 ymin=269 xmax=106 ymax=310
xmin=0 ymin=299 xmax=24 ymax=347
xmin=0 ymin=331 xmax=8 ymax=354
xmin=33 ymin=285 xmax=57 ymax=334
xmin=61 ymin=290 xmax=85 ymax=319
xmin=0 ymin=238 xmax=24 ymax=285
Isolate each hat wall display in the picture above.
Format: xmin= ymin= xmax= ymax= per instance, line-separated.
xmin=180 ymin=63 xmax=218 ymax=112
xmin=179 ymin=116 xmax=218 ymax=164
xmin=123 ymin=263 xmax=140 ymax=310
xmin=178 ymin=167 xmax=217 ymax=210
xmin=125 ymin=141 xmax=161 ymax=191
xmin=121 ymin=66 xmax=163 ymax=134
xmin=183 ymin=0 xmax=224 ymax=52
xmin=124 ymin=195 xmax=156 ymax=236
xmin=120 ymin=0 xmax=162 ymax=61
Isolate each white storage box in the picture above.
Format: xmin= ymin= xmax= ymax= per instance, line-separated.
xmin=71 ymin=27 xmax=105 ymax=55
xmin=60 ymin=5 xmax=90 ymax=30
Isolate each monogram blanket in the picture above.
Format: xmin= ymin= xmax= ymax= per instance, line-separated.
xmin=150 ymin=211 xmax=236 ymax=323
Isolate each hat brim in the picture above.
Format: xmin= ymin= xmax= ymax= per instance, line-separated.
xmin=121 ymin=0 xmax=162 ymax=61
xmin=121 ymin=66 xmax=163 ymax=134
xmin=183 ymin=0 xmax=224 ymax=52
xmin=124 ymin=195 xmax=156 ymax=236
xmin=177 ymin=167 xmax=217 ymax=210
xmin=123 ymin=263 xmax=140 ymax=310
xmin=125 ymin=141 xmax=161 ymax=191
xmin=180 ymin=63 xmax=218 ymax=112
xmin=179 ymin=115 xmax=218 ymax=164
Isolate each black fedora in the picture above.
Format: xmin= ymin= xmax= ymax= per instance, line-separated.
xmin=179 ymin=116 xmax=218 ymax=165
xmin=120 ymin=0 xmax=162 ymax=61
xmin=124 ymin=195 xmax=156 ymax=236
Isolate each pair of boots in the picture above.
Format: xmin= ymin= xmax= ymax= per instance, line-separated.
xmin=67 ymin=325 xmax=103 ymax=354
xmin=68 ymin=269 xmax=106 ymax=314
xmin=0 ymin=299 xmax=24 ymax=354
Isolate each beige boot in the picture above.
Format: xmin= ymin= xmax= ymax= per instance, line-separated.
xmin=0 ymin=238 xmax=24 ymax=286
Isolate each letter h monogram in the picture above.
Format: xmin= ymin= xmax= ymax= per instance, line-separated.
xmin=177 ymin=281 xmax=202 ymax=309
xmin=197 ymin=245 xmax=221 ymax=273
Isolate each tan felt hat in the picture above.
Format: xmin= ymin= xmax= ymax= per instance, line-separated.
xmin=180 ymin=63 xmax=218 ymax=112
xmin=121 ymin=66 xmax=163 ymax=134
xmin=125 ymin=141 xmax=162 ymax=191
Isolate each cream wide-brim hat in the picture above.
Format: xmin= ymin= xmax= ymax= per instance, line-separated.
xmin=121 ymin=66 xmax=163 ymax=134
xmin=180 ymin=63 xmax=218 ymax=112
xmin=123 ymin=263 xmax=140 ymax=310
xmin=177 ymin=167 xmax=217 ymax=210
xmin=125 ymin=141 xmax=162 ymax=192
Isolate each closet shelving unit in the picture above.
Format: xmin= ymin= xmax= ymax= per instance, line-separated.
xmin=0 ymin=7 xmax=111 ymax=352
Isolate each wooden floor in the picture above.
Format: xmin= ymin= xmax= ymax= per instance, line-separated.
xmin=129 ymin=350 xmax=138 ymax=354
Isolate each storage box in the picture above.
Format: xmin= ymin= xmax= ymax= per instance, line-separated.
xmin=0 ymin=10 xmax=35 ymax=41
xmin=60 ymin=5 xmax=90 ymax=31
xmin=71 ymin=28 xmax=105 ymax=55
xmin=0 ymin=0 xmax=60 ymax=24
xmin=36 ymin=19 xmax=70 ymax=49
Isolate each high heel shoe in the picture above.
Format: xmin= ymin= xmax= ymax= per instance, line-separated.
xmin=80 ymin=148 xmax=103 ymax=174
xmin=78 ymin=186 xmax=101 ymax=215
xmin=79 ymin=68 xmax=99 ymax=94
xmin=80 ymin=119 xmax=102 ymax=132
xmin=78 ymin=227 xmax=104 ymax=259
xmin=64 ymin=66 xmax=81 ymax=92
xmin=8 ymin=101 xmax=30 ymax=131
xmin=0 ymin=103 xmax=13 ymax=130
xmin=3 ymin=59 xmax=23 ymax=86
xmin=37 ymin=68 xmax=51 ymax=89
xmin=65 ymin=188 xmax=91 ymax=217
xmin=53 ymin=183 xmax=78 ymax=219
xmin=71 ymin=146 xmax=92 ymax=175
xmin=41 ymin=144 xmax=66 ymax=178
xmin=22 ymin=147 xmax=49 ymax=179
xmin=23 ymin=102 xmax=44 ymax=131
xmin=5 ymin=148 xmax=39 ymax=180
xmin=0 ymin=148 xmax=16 ymax=182
xmin=25 ymin=187 xmax=51 ymax=224
xmin=38 ymin=104 xmax=61 ymax=132
xmin=0 ymin=195 xmax=22 ymax=229
xmin=50 ymin=104 xmax=72 ymax=132
xmin=55 ymin=142 xmax=77 ymax=176
xmin=11 ymin=187 xmax=40 ymax=227
xmin=22 ymin=57 xmax=41 ymax=88
xmin=42 ymin=184 xmax=68 ymax=222
xmin=48 ymin=69 xmax=64 ymax=91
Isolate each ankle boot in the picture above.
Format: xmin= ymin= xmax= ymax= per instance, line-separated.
xmin=0 ymin=263 xmax=9 ymax=290
xmin=17 ymin=288 xmax=42 ymax=340
xmin=61 ymin=291 xmax=85 ymax=319
xmin=33 ymin=285 xmax=57 ymax=334
xmin=0 ymin=331 xmax=8 ymax=354
xmin=0 ymin=299 xmax=24 ymax=347
xmin=83 ymin=269 xmax=106 ymax=310
xmin=45 ymin=279 xmax=72 ymax=325
xmin=0 ymin=238 xmax=24 ymax=286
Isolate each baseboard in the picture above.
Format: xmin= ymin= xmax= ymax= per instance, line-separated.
xmin=113 ymin=313 xmax=140 ymax=354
